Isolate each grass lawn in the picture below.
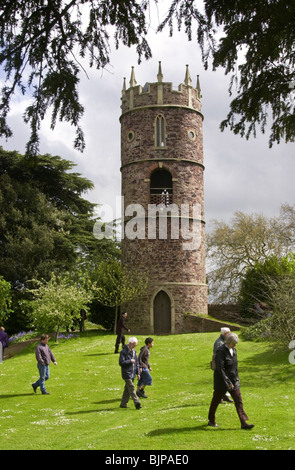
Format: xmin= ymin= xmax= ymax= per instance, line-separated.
xmin=0 ymin=330 xmax=294 ymax=450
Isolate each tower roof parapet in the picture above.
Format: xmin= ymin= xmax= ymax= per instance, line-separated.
xmin=120 ymin=62 xmax=202 ymax=116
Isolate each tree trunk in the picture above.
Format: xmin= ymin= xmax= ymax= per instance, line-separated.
xmin=55 ymin=325 xmax=60 ymax=343
xmin=113 ymin=305 xmax=119 ymax=334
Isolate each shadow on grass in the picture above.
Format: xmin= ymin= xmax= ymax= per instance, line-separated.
xmin=146 ymin=424 xmax=237 ymax=436
xmin=93 ymin=398 xmax=120 ymax=405
xmin=162 ymin=403 xmax=208 ymax=410
xmin=66 ymin=408 xmax=118 ymax=415
xmin=66 ymin=398 xmax=122 ymax=415
xmin=0 ymin=393 xmax=33 ymax=399
xmin=239 ymin=346 xmax=295 ymax=386
xmin=84 ymin=352 xmax=113 ymax=357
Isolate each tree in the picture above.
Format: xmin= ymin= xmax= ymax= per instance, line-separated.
xmin=238 ymin=255 xmax=295 ymax=318
xmin=95 ymin=260 xmax=148 ymax=333
xmin=0 ymin=147 xmax=96 ymax=287
xmin=0 ymin=147 xmax=121 ymax=332
xmin=29 ymin=274 xmax=93 ymax=342
xmin=0 ymin=275 xmax=12 ymax=324
xmin=265 ymin=270 xmax=295 ymax=344
xmin=0 ymin=0 xmax=152 ymax=155
xmin=244 ymin=258 xmax=295 ymax=345
xmin=160 ymin=0 xmax=295 ymax=147
xmin=1 ymin=1 xmax=294 ymax=154
xmin=206 ymin=205 xmax=295 ymax=302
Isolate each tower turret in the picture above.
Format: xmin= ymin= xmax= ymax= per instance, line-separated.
xmin=120 ymin=62 xmax=207 ymax=334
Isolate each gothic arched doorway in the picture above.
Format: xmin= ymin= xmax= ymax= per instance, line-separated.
xmin=153 ymin=290 xmax=171 ymax=333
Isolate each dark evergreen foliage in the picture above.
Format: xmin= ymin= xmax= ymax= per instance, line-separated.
xmin=1 ymin=1 xmax=294 ymax=151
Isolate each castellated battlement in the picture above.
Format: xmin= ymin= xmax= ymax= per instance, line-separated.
xmin=121 ymin=62 xmax=202 ymax=116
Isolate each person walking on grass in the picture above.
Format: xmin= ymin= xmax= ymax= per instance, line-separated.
xmin=119 ymin=337 xmax=142 ymax=409
xmin=32 ymin=334 xmax=57 ymax=395
xmin=0 ymin=326 xmax=9 ymax=363
xmin=208 ymin=332 xmax=254 ymax=430
xmin=212 ymin=327 xmax=233 ymax=404
xmin=114 ymin=312 xmax=130 ymax=354
xmin=137 ymin=337 xmax=154 ymax=398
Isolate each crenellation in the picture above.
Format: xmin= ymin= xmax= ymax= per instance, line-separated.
xmin=121 ymin=62 xmax=202 ymax=115
xmin=121 ymin=82 xmax=202 ymax=114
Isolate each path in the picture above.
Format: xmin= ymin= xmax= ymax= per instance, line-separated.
xmin=3 ymin=338 xmax=39 ymax=360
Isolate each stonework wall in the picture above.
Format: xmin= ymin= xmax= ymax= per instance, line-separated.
xmin=184 ymin=314 xmax=240 ymax=333
xmin=208 ymin=304 xmax=246 ymax=325
xmin=120 ymin=66 xmax=208 ymax=334
xmin=121 ymin=107 xmax=204 ymax=168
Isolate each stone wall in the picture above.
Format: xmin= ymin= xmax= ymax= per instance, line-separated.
xmin=208 ymin=304 xmax=244 ymax=324
xmin=184 ymin=314 xmax=240 ymax=333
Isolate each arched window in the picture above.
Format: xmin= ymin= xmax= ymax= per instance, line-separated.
xmin=154 ymin=114 xmax=166 ymax=148
xmin=150 ymin=169 xmax=173 ymax=205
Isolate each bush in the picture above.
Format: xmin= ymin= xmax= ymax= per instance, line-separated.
xmin=243 ymin=273 xmax=295 ymax=346
xmin=88 ymin=300 xmax=115 ymax=330
xmin=30 ymin=275 xmax=93 ymax=342
xmin=242 ymin=318 xmax=273 ymax=342
xmin=238 ymin=255 xmax=295 ymax=318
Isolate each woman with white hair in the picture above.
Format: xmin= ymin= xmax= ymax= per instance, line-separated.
xmin=212 ymin=327 xmax=233 ymax=403
xmin=208 ymin=333 xmax=254 ymax=430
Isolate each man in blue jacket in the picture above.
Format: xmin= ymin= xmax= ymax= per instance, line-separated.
xmin=119 ymin=337 xmax=142 ymax=409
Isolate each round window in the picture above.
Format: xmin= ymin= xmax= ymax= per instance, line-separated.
xmin=188 ymin=129 xmax=196 ymax=141
xmin=127 ymin=130 xmax=135 ymax=142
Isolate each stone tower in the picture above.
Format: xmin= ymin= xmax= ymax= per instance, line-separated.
xmin=120 ymin=62 xmax=207 ymax=334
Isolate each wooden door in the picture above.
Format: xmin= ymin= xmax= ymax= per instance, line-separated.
xmin=153 ymin=290 xmax=171 ymax=333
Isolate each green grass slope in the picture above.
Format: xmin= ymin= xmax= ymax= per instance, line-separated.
xmin=0 ymin=331 xmax=294 ymax=450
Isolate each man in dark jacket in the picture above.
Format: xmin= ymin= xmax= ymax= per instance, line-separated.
xmin=119 ymin=337 xmax=142 ymax=409
xmin=114 ymin=312 xmax=130 ymax=354
xmin=32 ymin=334 xmax=57 ymax=395
xmin=208 ymin=333 xmax=254 ymax=430
xmin=0 ymin=327 xmax=9 ymax=361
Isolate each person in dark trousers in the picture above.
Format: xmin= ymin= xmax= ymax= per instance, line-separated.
xmin=114 ymin=312 xmax=130 ymax=353
xmin=0 ymin=326 xmax=9 ymax=360
xmin=137 ymin=337 xmax=154 ymax=398
xmin=119 ymin=337 xmax=142 ymax=409
xmin=212 ymin=327 xmax=233 ymax=404
xmin=32 ymin=334 xmax=57 ymax=395
xmin=208 ymin=332 xmax=254 ymax=430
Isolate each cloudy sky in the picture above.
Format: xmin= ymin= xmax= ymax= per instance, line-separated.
xmin=1 ymin=2 xmax=294 ymax=231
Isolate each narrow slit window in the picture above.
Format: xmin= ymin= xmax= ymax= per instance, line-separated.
xmin=155 ymin=114 xmax=166 ymax=148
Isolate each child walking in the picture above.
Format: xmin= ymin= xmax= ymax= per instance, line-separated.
xmin=137 ymin=337 xmax=154 ymax=398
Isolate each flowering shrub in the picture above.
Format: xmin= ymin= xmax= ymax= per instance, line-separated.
xmin=8 ymin=331 xmax=79 ymax=343
xmin=58 ymin=333 xmax=79 ymax=340
xmin=8 ymin=330 xmax=34 ymax=343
